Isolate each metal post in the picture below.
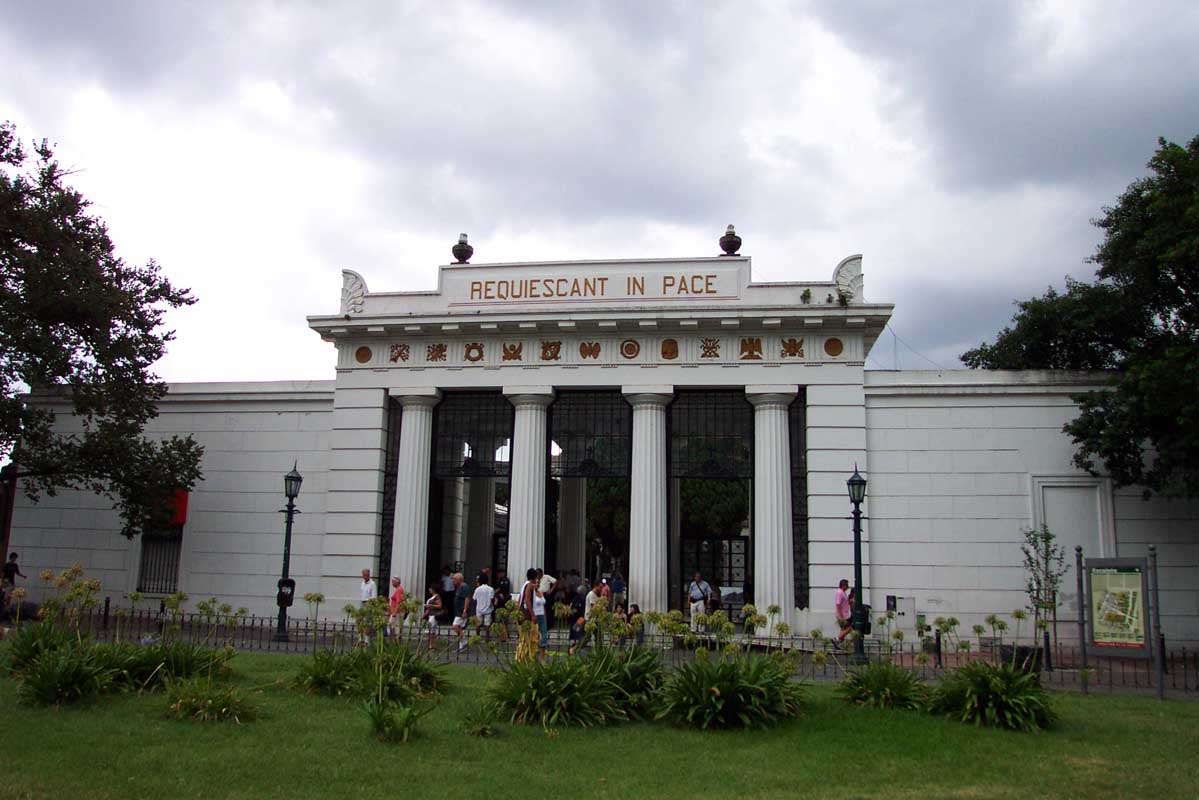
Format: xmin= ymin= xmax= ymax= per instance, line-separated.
xmin=934 ymin=628 xmax=942 ymax=669
xmin=850 ymin=502 xmax=866 ymax=665
xmin=1149 ymin=544 xmax=1164 ymax=701
xmin=274 ymin=495 xmax=296 ymax=642
xmin=1075 ymin=546 xmax=1088 ymax=694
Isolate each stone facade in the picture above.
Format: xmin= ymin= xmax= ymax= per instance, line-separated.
xmin=6 ymin=254 xmax=1197 ymax=641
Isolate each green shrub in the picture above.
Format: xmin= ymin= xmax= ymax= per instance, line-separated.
xmin=929 ymin=660 xmax=1057 ymax=732
xmin=487 ymin=654 xmax=625 ymax=727
xmin=165 ymin=679 xmax=257 ymax=723
xmin=17 ymin=649 xmax=113 ymax=706
xmin=293 ymin=646 xmax=447 ymax=700
xmin=836 ymin=660 xmax=928 ymax=710
xmin=602 ymin=646 xmax=664 ymax=720
xmin=371 ymin=644 xmax=448 ymax=696
xmin=91 ymin=641 xmax=230 ymax=691
xmin=92 ymin=642 xmax=166 ymax=691
xmin=5 ymin=621 xmax=79 ymax=674
xmin=364 ymin=698 xmax=432 ymax=743
xmin=657 ymin=655 xmax=804 ymax=730
xmin=462 ymin=701 xmax=500 ymax=737
xmin=294 ymin=649 xmax=361 ymax=697
xmin=156 ymin=641 xmax=232 ymax=681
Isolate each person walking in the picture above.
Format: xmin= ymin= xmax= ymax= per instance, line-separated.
xmin=569 ymin=579 xmax=602 ymax=655
xmin=628 ymin=603 xmax=645 ymax=647
xmin=611 ymin=571 xmax=626 ymax=612
xmin=451 ymin=572 xmax=473 ymax=653
xmin=686 ymin=571 xmax=713 ymax=633
xmin=1 ymin=552 xmax=25 ymax=614
xmin=387 ymin=576 xmax=406 ymax=638
xmin=834 ymin=578 xmax=853 ymax=647
xmin=423 ymin=584 xmax=443 ymax=649
xmin=359 ymin=568 xmax=378 ymax=645
xmin=516 ymin=568 xmax=540 ymax=662
xmin=472 ymin=573 xmax=495 ymax=641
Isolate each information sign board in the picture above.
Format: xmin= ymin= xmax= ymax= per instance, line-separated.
xmin=1085 ymin=557 xmax=1151 ymax=658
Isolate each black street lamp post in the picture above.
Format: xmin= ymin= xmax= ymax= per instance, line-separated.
xmin=847 ymin=466 xmax=867 ymax=665
xmin=274 ymin=463 xmax=303 ymax=642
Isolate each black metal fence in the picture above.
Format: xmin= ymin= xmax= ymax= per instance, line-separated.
xmin=53 ymin=605 xmax=1199 ymax=695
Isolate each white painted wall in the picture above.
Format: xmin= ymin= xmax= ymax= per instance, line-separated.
xmin=863 ymin=371 xmax=1199 ymax=642
xmin=8 ymin=382 xmax=334 ymax=618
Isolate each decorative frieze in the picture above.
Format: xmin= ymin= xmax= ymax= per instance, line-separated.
xmin=344 ymin=332 xmax=858 ymax=369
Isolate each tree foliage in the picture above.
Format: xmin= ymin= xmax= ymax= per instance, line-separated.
xmin=962 ymin=135 xmax=1199 ymax=498
xmin=1 ymin=121 xmax=203 ymax=535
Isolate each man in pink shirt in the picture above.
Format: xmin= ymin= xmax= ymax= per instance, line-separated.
xmin=834 ymin=578 xmax=853 ymax=647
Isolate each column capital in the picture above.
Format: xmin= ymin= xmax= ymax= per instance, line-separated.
xmin=390 ymin=387 xmax=441 ymax=409
xmin=622 ymin=385 xmax=673 ymax=408
xmin=746 ymin=385 xmax=799 ymax=408
xmin=503 ymin=385 xmax=555 ymax=408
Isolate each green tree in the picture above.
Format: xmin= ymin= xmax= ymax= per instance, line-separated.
xmin=962 ymin=135 xmax=1199 ymax=498
xmin=1 ymin=122 xmax=204 ymax=536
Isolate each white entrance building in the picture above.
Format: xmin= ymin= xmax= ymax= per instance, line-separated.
xmin=7 ymin=247 xmax=1199 ymax=639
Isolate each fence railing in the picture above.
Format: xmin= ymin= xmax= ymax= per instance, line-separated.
xmin=50 ymin=605 xmax=1198 ymax=695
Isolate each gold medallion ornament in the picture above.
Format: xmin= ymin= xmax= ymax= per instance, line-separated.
xmin=780 ymin=338 xmax=804 ymax=359
xmin=739 ymin=337 xmax=763 ymax=360
xmin=700 ymin=337 xmax=721 ymax=358
xmin=502 ymin=342 xmax=523 ymax=361
xmin=824 ymin=337 xmax=844 ymax=357
xmin=620 ymin=339 xmax=640 ymax=359
xmin=426 ymin=343 xmax=448 ymax=362
xmin=389 ymin=343 xmax=410 ymax=363
xmin=661 ymin=339 xmax=679 ymax=360
xmin=464 ymin=342 xmax=484 ymax=362
xmin=540 ymin=340 xmax=562 ymax=361
xmin=579 ymin=341 xmax=601 ymax=359
xmin=354 ymin=346 xmax=372 ymax=364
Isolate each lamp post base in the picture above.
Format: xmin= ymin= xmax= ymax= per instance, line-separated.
xmin=274 ymin=608 xmax=289 ymax=642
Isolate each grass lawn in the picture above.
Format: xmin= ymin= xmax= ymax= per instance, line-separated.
xmin=1 ymin=651 xmax=1197 ymax=800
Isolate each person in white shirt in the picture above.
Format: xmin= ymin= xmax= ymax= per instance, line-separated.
xmin=569 ymin=579 xmax=603 ymax=655
xmin=359 ymin=568 xmax=378 ymax=645
xmin=472 ymin=575 xmax=496 ymax=640
xmin=686 ymin=571 xmax=713 ymax=633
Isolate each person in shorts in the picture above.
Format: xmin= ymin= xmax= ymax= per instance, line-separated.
xmin=451 ymin=572 xmax=473 ymax=652
xmin=472 ymin=573 xmax=495 ymax=641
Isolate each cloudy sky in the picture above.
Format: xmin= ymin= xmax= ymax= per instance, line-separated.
xmin=3 ymin=0 xmax=1197 ymax=379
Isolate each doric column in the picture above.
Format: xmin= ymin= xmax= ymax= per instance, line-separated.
xmin=390 ymin=391 xmax=439 ymax=598
xmin=557 ymin=477 xmax=587 ymax=575
xmin=504 ymin=387 xmax=554 ymax=581
xmin=748 ymin=385 xmax=799 ymax=630
xmin=624 ymin=386 xmax=672 ymax=614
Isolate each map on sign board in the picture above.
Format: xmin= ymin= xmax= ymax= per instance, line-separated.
xmin=1087 ymin=560 xmax=1149 ymax=655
